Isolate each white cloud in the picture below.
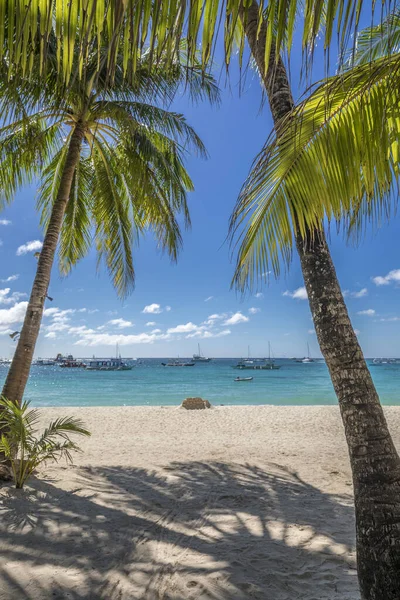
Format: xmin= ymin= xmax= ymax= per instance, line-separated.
xmin=204 ymin=296 xmax=214 ymax=302
xmin=372 ymin=269 xmax=400 ymax=286
xmin=151 ymin=328 xmax=162 ymax=334
xmin=46 ymin=321 xmax=70 ymax=332
xmin=0 ymin=274 xmax=19 ymax=283
xmin=308 ymin=329 xmax=315 ymax=334
xmin=354 ymin=329 xmax=360 ymax=335
xmin=74 ymin=331 xmax=168 ymax=347
xmin=224 ymin=312 xmax=249 ymax=325
xmin=167 ymin=322 xmax=199 ymax=334
xmin=380 ymin=317 xmax=400 ymax=322
xmin=357 ymin=309 xmax=375 ymax=316
xmin=165 ymin=305 xmax=171 ymax=312
xmin=344 ymin=287 xmax=368 ymax=298
xmin=69 ymin=326 xmax=95 ymax=334
xmin=146 ymin=321 xmax=156 ymax=327
xmin=43 ymin=307 xmax=61 ymax=317
xmin=142 ymin=303 xmax=162 ymax=314
xmin=207 ymin=313 xmax=226 ymax=320
xmin=45 ymin=332 xmax=57 ymax=339
xmin=248 ymin=307 xmax=260 ymax=315
xmin=0 ymin=301 xmax=28 ymax=326
xmin=16 ymin=240 xmax=43 ymax=256
xmin=186 ymin=329 xmax=231 ymax=339
xmin=254 ymin=292 xmax=264 ymax=298
xmin=108 ymin=318 xmax=133 ymax=329
xmin=283 ymin=287 xmax=308 ymax=300
xmin=0 ymin=328 xmax=13 ymax=336
xmin=0 ymin=288 xmax=27 ymax=305
xmin=0 ymin=219 xmax=11 ymax=225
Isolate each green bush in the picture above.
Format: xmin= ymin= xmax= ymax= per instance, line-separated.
xmin=0 ymin=397 xmax=90 ymax=488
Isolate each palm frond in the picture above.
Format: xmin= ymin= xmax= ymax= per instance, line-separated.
xmin=2 ymin=0 xmax=367 ymax=84
xmin=91 ymin=137 xmax=135 ymax=297
xmin=230 ymin=53 xmax=400 ymax=291
xmin=0 ymin=115 xmax=62 ymax=205
xmin=38 ymin=417 xmax=91 ymax=444
xmin=92 ymin=100 xmax=208 ymax=158
xmin=59 ymin=157 xmax=94 ymax=274
xmin=345 ymin=9 xmax=400 ymax=67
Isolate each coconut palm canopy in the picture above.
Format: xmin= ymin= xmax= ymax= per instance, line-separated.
xmin=0 ymin=44 xmax=219 ymax=296
xmin=3 ymin=0 xmax=374 ymax=83
xmin=229 ymin=10 xmax=400 ymax=290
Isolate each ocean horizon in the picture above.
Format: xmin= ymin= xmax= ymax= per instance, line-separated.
xmin=2 ymin=357 xmax=399 ymax=407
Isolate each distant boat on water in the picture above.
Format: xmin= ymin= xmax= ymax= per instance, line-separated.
xmin=193 ymin=344 xmax=211 ymax=362
xmin=233 ymin=343 xmax=281 ymax=370
xmin=301 ymin=343 xmax=315 ymax=363
xmin=161 ymin=359 xmax=195 ymax=367
xmin=34 ymin=358 xmax=56 ymax=366
xmin=86 ymin=344 xmax=133 ymax=371
xmin=86 ymin=357 xmax=132 ymax=371
xmin=234 ymin=376 xmax=253 ymax=382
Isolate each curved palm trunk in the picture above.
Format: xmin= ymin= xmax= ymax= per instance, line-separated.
xmin=1 ymin=125 xmax=84 ymax=406
xmin=241 ymin=2 xmax=400 ymax=598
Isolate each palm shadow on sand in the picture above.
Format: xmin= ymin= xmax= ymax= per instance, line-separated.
xmin=0 ymin=461 xmax=358 ymax=599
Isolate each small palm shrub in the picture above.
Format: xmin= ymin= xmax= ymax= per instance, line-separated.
xmin=0 ymin=397 xmax=90 ymax=488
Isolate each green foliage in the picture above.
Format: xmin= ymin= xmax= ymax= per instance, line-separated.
xmin=345 ymin=9 xmax=400 ymax=67
xmin=0 ymin=43 xmax=217 ymax=297
xmin=230 ymin=28 xmax=400 ymax=291
xmin=0 ymin=397 xmax=90 ymax=489
xmin=1 ymin=1 xmax=370 ymax=84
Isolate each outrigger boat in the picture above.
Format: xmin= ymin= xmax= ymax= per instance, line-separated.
xmin=57 ymin=354 xmax=86 ymax=368
xmin=86 ymin=358 xmax=132 ymax=371
xmin=86 ymin=344 xmax=133 ymax=371
xmin=161 ymin=359 xmax=195 ymax=367
xmin=233 ymin=343 xmax=281 ymax=370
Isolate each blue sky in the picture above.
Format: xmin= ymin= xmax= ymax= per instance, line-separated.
xmin=1 ymin=7 xmax=399 ymax=359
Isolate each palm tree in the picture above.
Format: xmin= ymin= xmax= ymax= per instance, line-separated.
xmin=230 ymin=6 xmax=400 ymax=599
xmin=0 ymin=44 xmax=219 ymax=407
xmin=1 ymin=0 xmax=375 ymax=85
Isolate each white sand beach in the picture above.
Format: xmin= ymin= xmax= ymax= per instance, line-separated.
xmin=1 ymin=405 xmax=400 ymax=599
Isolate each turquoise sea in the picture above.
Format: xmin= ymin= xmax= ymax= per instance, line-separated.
xmin=1 ymin=358 xmax=400 ymax=407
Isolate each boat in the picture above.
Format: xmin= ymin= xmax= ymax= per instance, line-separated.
xmin=86 ymin=357 xmax=132 ymax=371
xmin=34 ymin=358 xmax=56 ymax=366
xmin=232 ymin=343 xmax=281 ymax=370
xmin=234 ymin=376 xmax=253 ymax=382
xmin=193 ymin=344 xmax=211 ymax=362
xmin=233 ymin=361 xmax=278 ymax=370
xmin=59 ymin=355 xmax=86 ymax=368
xmin=161 ymin=359 xmax=195 ymax=367
xmin=302 ymin=343 xmax=315 ymax=363
xmin=265 ymin=342 xmax=281 ymax=370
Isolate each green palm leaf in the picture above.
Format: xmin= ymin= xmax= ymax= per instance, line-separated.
xmin=2 ymin=0 xmax=371 ymax=84
xmin=230 ymin=53 xmax=400 ymax=290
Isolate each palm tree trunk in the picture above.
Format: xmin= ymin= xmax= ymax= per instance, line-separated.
xmin=1 ymin=125 xmax=84 ymax=406
xmin=241 ymin=2 xmax=400 ymax=598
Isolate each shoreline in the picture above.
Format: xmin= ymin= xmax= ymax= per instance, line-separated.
xmin=2 ymin=405 xmax=400 ymax=598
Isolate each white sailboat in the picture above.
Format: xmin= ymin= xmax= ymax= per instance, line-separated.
xmin=302 ymin=343 xmax=314 ymax=363
xmin=193 ymin=344 xmax=211 ymax=362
